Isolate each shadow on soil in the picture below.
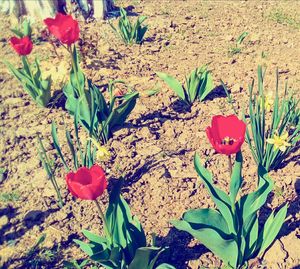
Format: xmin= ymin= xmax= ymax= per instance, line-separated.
xmin=156 ymin=227 xmax=210 ymax=269
xmin=276 ymin=141 xmax=300 ymax=170
xmin=0 ymin=207 xmax=59 ymax=246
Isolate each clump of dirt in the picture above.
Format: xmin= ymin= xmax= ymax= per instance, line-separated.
xmin=0 ymin=1 xmax=299 ymax=268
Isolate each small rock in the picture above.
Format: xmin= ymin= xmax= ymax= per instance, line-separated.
xmin=0 ymin=215 xmax=9 ymax=229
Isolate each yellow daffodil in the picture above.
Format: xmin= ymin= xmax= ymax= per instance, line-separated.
xmin=259 ymin=91 xmax=274 ymax=112
xmin=266 ymin=131 xmax=291 ymax=152
xmin=88 ymin=138 xmax=111 ymax=161
xmin=264 ymin=92 xmax=274 ymax=112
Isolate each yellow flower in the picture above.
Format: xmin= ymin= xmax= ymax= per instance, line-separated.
xmin=266 ymin=131 xmax=291 ymax=152
xmin=88 ymin=138 xmax=111 ymax=161
xmin=259 ymin=91 xmax=274 ymax=112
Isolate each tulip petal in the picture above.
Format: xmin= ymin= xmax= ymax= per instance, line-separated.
xmin=66 ymin=172 xmax=79 ymax=198
xmin=212 ymin=114 xmax=246 ymax=140
xmin=77 ymin=184 xmax=100 ymax=200
xmin=73 ymin=167 xmax=92 ymax=184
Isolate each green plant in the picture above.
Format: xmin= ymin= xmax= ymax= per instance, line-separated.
xmin=0 ymin=191 xmax=20 ymax=203
xmin=74 ymin=180 xmax=175 ymax=269
xmin=22 ymin=234 xmax=60 ymax=268
xmin=172 ymin=151 xmax=287 ymax=269
xmin=64 ymin=47 xmax=139 ymax=144
xmin=269 ymin=9 xmax=300 ymax=29
xmin=11 ymin=18 xmax=32 ymax=38
xmin=228 ymin=32 xmax=248 ymax=56
xmin=157 ymin=66 xmax=214 ymax=106
xmin=110 ymin=7 xmax=148 ymax=45
xmin=222 ymin=66 xmax=300 ymax=171
xmin=51 ymin=118 xmax=97 ymax=172
xmin=242 ymin=66 xmax=298 ymax=171
xmin=5 ymin=57 xmax=51 ymax=107
xmin=37 ymin=135 xmax=63 ymax=208
xmin=63 ymin=259 xmax=91 ymax=269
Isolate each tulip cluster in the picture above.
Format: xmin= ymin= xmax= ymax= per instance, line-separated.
xmin=6 ymin=10 xmax=297 ymax=269
xmin=42 ymin=13 xmax=139 ymax=144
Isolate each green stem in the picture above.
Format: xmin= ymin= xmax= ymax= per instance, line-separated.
xmin=228 ymin=154 xmax=232 ymax=177
xmin=23 ymin=56 xmax=39 ymax=94
xmin=68 ymin=45 xmax=84 ymax=97
xmin=50 ymin=175 xmax=63 ymax=208
xmin=94 ymin=199 xmax=112 ymax=243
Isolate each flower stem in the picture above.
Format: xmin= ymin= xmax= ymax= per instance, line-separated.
xmin=93 ymin=199 xmax=112 ymax=243
xmin=68 ymin=45 xmax=84 ymax=97
xmin=228 ymin=154 xmax=233 ymax=177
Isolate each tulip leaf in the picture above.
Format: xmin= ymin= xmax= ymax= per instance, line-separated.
xmin=243 ymin=215 xmax=259 ymax=260
xmin=180 ymin=208 xmax=230 ymax=235
xmin=82 ymin=229 xmax=107 ymax=245
xmin=106 ymin=91 xmax=139 ymax=130
xmin=128 ymin=246 xmax=165 ymax=269
xmin=74 ymin=239 xmax=94 ymax=256
xmin=237 ymin=165 xmax=273 ymax=224
xmin=156 ymin=264 xmax=176 ymax=269
xmin=106 ymin=179 xmax=146 ymax=261
xmin=229 ymin=151 xmax=243 ymax=205
xmin=156 ymin=72 xmax=186 ymax=103
xmin=257 ymin=204 xmax=287 ymax=255
xmin=186 ymin=69 xmax=201 ymax=103
xmin=199 ymin=71 xmax=214 ymax=101
xmin=194 ymin=153 xmax=235 ymax=233
xmin=171 ymin=219 xmax=238 ymax=267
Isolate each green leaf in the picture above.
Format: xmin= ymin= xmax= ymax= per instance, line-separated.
xmin=155 ymin=264 xmax=176 ymax=269
xmin=229 ymin=151 xmax=243 ymax=205
xmin=181 ymin=208 xmax=230 ymax=235
xmin=199 ymin=71 xmax=214 ymax=101
xmin=237 ymin=165 xmax=273 ymax=223
xmin=171 ymin=219 xmax=238 ymax=267
xmin=74 ymin=239 xmax=94 ymax=256
xmin=51 ymin=122 xmax=69 ymax=171
xmin=66 ymin=130 xmax=78 ymax=169
xmin=128 ymin=246 xmax=164 ymax=269
xmin=236 ymin=32 xmax=249 ymax=45
xmin=185 ymin=68 xmax=201 ymax=103
xmin=258 ymin=204 xmax=288 ymax=255
xmin=82 ymin=229 xmax=107 ymax=245
xmin=106 ymin=179 xmax=147 ymax=262
xmin=11 ymin=28 xmax=24 ymax=37
xmin=194 ymin=153 xmax=235 ymax=233
xmin=243 ymin=215 xmax=259 ymax=260
xmin=157 ymin=72 xmax=187 ymax=103
xmin=106 ymin=91 xmax=139 ymax=131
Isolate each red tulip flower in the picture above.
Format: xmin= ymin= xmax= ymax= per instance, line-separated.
xmin=66 ymin=164 xmax=107 ymax=200
xmin=44 ymin=13 xmax=79 ymax=45
xmin=10 ymin=36 xmax=33 ymax=56
xmin=206 ymin=115 xmax=246 ymax=156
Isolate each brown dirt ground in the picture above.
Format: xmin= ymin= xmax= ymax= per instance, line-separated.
xmin=0 ymin=1 xmax=300 ymax=268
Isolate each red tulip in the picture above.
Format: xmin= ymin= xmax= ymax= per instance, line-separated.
xmin=206 ymin=115 xmax=246 ymax=155
xmin=10 ymin=36 xmax=33 ymax=56
xmin=44 ymin=13 xmax=79 ymax=45
xmin=66 ymin=164 xmax=107 ymax=200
